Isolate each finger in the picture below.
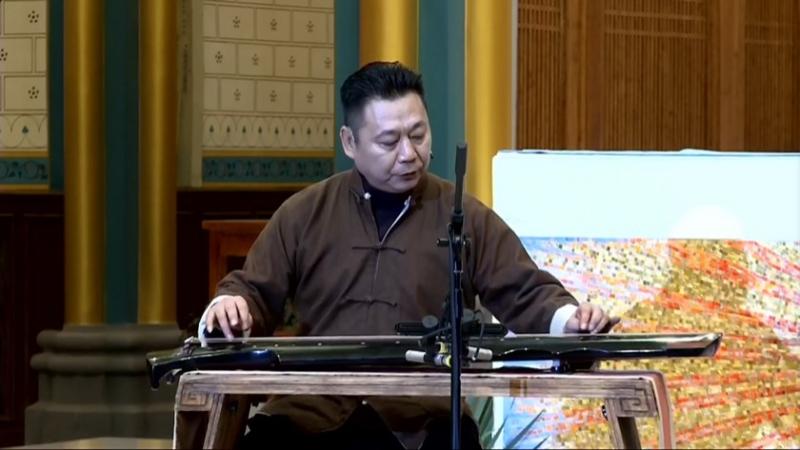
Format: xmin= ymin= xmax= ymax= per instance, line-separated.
xmin=579 ymin=303 xmax=592 ymax=331
xmin=205 ymin=309 xmax=217 ymax=333
xmin=590 ymin=315 xmax=608 ymax=334
xmin=215 ymin=308 xmax=234 ymax=340
xmin=234 ymin=298 xmax=252 ymax=331
xmin=587 ymin=306 xmax=604 ymax=331
xmin=599 ymin=317 xmax=620 ymax=333
xmin=225 ymin=301 xmax=241 ymax=329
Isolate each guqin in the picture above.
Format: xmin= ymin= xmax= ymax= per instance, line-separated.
xmin=148 ymin=332 xmax=722 ymax=388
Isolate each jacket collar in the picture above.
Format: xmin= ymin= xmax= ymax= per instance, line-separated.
xmin=347 ymin=168 xmax=428 ymax=204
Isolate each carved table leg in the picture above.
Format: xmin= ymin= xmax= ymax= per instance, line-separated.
xmin=174 ymin=384 xmax=213 ymax=449
xmin=649 ymin=372 xmax=675 ymax=449
xmin=203 ymin=394 xmax=250 ymax=449
xmin=602 ymin=372 xmax=675 ymax=449
xmin=604 ymin=400 xmax=642 ymax=449
xmin=173 ymin=380 xmax=249 ymax=449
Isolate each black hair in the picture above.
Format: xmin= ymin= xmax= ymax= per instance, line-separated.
xmin=340 ymin=61 xmax=426 ymax=133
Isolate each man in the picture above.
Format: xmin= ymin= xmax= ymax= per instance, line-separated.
xmin=201 ymin=62 xmax=617 ymax=449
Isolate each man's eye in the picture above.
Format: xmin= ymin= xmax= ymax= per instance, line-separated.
xmin=410 ymin=134 xmax=425 ymax=142
xmin=379 ymin=141 xmax=398 ymax=148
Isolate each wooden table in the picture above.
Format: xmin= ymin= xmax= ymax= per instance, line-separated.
xmin=10 ymin=437 xmax=172 ymax=449
xmin=173 ymin=370 xmax=674 ymax=449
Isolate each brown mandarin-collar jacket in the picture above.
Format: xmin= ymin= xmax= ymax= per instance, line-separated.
xmin=215 ymin=168 xmax=577 ymax=432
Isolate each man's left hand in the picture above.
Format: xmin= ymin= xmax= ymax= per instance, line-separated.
xmin=564 ymin=302 xmax=620 ymax=334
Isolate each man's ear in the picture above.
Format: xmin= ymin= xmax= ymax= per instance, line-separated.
xmin=340 ymin=125 xmax=357 ymax=160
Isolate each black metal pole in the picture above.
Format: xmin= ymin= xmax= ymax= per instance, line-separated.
xmin=448 ymin=143 xmax=468 ymax=449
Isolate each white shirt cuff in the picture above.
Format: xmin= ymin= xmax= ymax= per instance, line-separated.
xmin=549 ymin=303 xmax=578 ymax=335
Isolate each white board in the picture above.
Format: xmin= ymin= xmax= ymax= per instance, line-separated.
xmin=493 ymin=150 xmax=800 ymax=241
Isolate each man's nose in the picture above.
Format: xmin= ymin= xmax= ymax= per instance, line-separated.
xmin=398 ymin=137 xmax=417 ymax=161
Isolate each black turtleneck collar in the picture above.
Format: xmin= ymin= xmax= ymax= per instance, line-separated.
xmin=359 ymin=173 xmax=410 ymax=241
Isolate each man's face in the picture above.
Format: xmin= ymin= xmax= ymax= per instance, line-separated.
xmin=340 ymin=93 xmax=431 ymax=193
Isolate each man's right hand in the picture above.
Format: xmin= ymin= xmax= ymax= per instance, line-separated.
xmin=205 ymin=295 xmax=253 ymax=340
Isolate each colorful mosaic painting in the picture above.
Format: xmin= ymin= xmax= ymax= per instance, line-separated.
xmin=502 ymin=238 xmax=800 ymax=449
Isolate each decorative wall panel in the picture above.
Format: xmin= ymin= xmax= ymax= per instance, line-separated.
xmin=600 ymin=0 xmax=710 ymax=150
xmin=744 ymin=0 xmax=798 ymax=151
xmin=517 ymin=0 xmax=566 ymax=149
xmin=184 ymin=0 xmax=335 ymax=186
xmin=517 ymin=0 xmax=798 ymax=152
xmin=0 ymin=0 xmax=49 ymax=188
xmin=0 ymin=194 xmax=64 ymax=446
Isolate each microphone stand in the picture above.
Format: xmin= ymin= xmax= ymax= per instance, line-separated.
xmin=396 ymin=143 xmax=481 ymax=449
xmin=438 ymin=143 xmax=468 ymax=449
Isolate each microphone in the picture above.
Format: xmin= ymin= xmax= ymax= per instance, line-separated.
xmin=404 ymin=346 xmax=492 ymax=366
xmin=467 ymin=346 xmax=493 ymax=361
xmin=405 ymin=350 xmax=451 ymax=367
xmin=453 ymin=143 xmax=467 ymax=216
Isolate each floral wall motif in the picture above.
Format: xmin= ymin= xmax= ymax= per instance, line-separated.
xmin=0 ymin=0 xmax=49 ymax=185
xmin=187 ymin=0 xmax=334 ymax=186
